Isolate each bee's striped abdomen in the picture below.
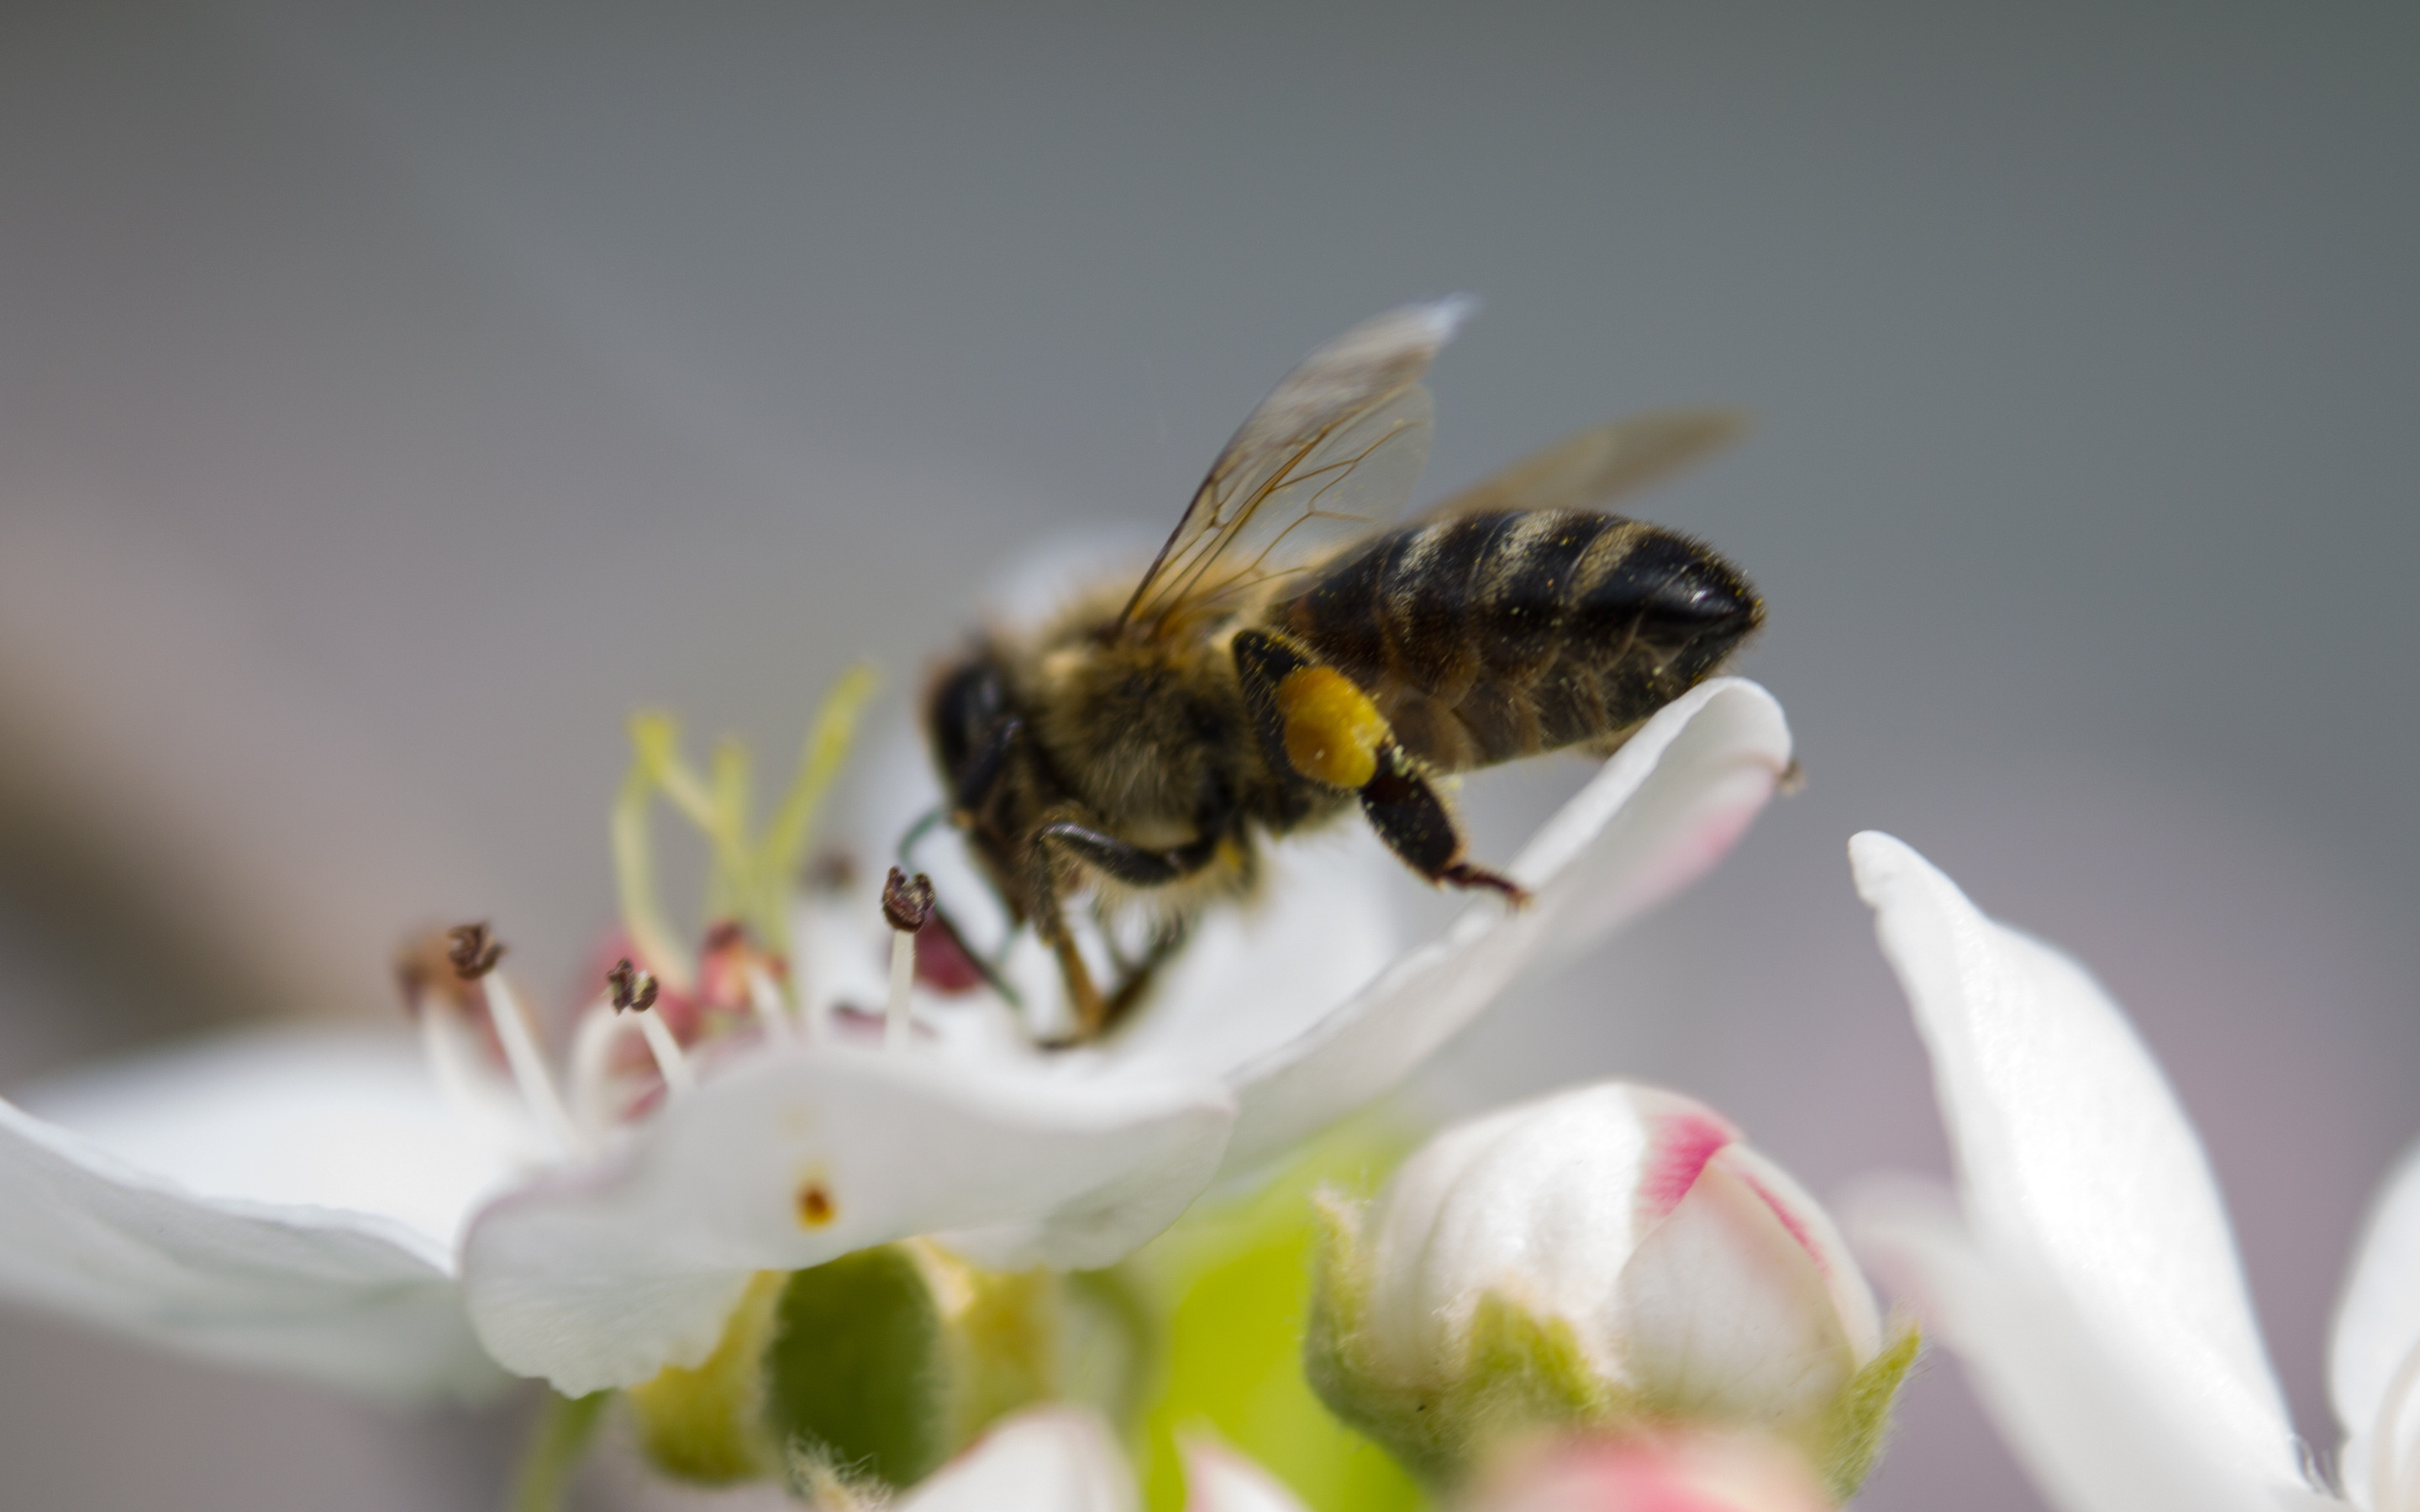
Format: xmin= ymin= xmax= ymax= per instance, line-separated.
xmin=1272 ymin=508 xmax=1760 ymax=772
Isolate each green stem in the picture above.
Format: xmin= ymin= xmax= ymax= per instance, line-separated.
xmin=510 ymin=1390 xmax=613 ymax=1512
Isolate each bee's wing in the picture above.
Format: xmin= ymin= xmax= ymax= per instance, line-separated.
xmin=1117 ymin=300 xmax=1467 ymax=638
xmin=1419 ymin=409 xmax=1744 ymax=519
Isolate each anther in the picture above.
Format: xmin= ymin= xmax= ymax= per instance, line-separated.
xmin=607 ymin=957 xmax=660 ymax=1014
xmin=881 ymin=867 xmax=935 ymax=932
xmin=881 ymin=867 xmax=934 ymax=1048
xmin=607 ymin=957 xmax=693 ymax=1096
xmin=446 ymin=921 xmax=505 ymax=979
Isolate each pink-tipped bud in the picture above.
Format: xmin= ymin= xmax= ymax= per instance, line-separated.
xmin=1309 ymin=1083 xmax=1914 ymax=1496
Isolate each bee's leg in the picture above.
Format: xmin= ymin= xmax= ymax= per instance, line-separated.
xmin=1233 ymin=629 xmax=1527 ymax=903
xmin=1031 ymin=818 xmax=1223 ymax=1037
xmin=1358 ymin=747 xmax=1529 ymax=903
xmin=1100 ymin=916 xmax=1190 ymax=1035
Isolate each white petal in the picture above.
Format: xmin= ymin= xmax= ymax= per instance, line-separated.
xmin=1219 ymin=678 xmax=1791 ymax=1175
xmin=0 ymin=1093 xmax=502 ymax=1401
xmin=15 ymin=1025 xmax=529 ymax=1254
xmin=460 ymin=1043 xmax=1234 ymax=1394
xmin=1181 ymin=1435 xmax=1313 ymax=1512
xmin=1855 ymin=1189 xmax=2280 ymax=1512
xmin=1613 ymin=1158 xmax=1856 ymax=1421
xmin=1849 ymin=832 xmax=2302 ymax=1494
xmin=1101 ymin=824 xmax=1402 ymax=1084
xmin=2333 ymin=1138 xmax=2420 ymax=1504
xmin=1714 ymin=1142 xmax=1882 ymax=1363
xmin=902 ymin=1406 xmax=1138 ymax=1512
xmin=1361 ymin=1081 xmax=1666 ymax=1380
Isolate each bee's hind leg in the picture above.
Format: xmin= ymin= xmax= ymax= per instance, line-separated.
xmin=1359 ymin=747 xmax=1530 ymax=905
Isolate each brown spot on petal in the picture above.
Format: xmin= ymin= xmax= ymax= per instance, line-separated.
xmin=797 ymin=1181 xmax=836 ymax=1228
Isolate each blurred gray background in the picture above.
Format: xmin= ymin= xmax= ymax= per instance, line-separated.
xmin=1 ymin=1 xmax=2414 ymax=1507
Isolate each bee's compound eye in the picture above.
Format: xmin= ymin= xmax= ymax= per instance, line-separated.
xmin=925 ymin=659 xmax=1007 ymax=786
xmin=1275 ymin=664 xmax=1388 ymax=790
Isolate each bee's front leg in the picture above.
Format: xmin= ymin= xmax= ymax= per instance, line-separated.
xmin=1028 ymin=813 xmax=1223 ymax=1037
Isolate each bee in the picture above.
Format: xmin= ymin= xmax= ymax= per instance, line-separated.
xmin=923 ymin=302 xmax=1763 ymax=1035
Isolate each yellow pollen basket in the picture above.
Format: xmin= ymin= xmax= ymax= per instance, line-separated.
xmin=1276 ymin=664 xmax=1388 ymax=790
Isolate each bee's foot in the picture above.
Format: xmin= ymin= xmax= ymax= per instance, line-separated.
xmin=1441 ymin=861 xmax=1531 ymax=907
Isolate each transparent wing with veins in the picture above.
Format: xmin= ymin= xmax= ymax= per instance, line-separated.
xmin=1117 ymin=300 xmax=1468 ymax=638
xmin=1417 ymin=408 xmax=1744 ymax=520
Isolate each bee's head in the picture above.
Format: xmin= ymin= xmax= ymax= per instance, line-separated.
xmin=923 ymin=645 xmax=1015 ymax=809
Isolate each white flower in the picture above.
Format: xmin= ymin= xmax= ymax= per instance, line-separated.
xmin=844 ymin=1405 xmax=1307 ymax=1512
xmin=0 ymin=677 xmax=1791 ymax=1402
xmin=1307 ymin=1080 xmax=1908 ymax=1494
xmin=1847 ymin=831 xmax=2420 ymax=1512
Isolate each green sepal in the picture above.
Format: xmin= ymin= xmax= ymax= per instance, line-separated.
xmin=625 ymin=1242 xmax=1062 ymax=1494
xmin=1307 ymin=1192 xmax=1638 ymax=1486
xmin=1803 ymin=1316 xmax=1922 ymax=1501
xmin=762 ymin=1240 xmax=1056 ymax=1492
xmin=626 ymin=1271 xmax=788 ymax=1482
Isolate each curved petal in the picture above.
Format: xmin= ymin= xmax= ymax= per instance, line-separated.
xmin=1219 ymin=678 xmax=1791 ymax=1175
xmin=0 ymin=1094 xmax=502 ymax=1401
xmin=1181 ymin=1435 xmax=1312 ymax=1512
xmin=15 ymin=1026 xmax=529 ymax=1253
xmin=1849 ymin=832 xmax=2301 ymax=1494
xmin=1098 ymin=826 xmax=1402 ymax=1084
xmin=1854 ymin=1188 xmax=2279 ymax=1512
xmin=461 ymin=1043 xmax=1234 ymax=1394
xmin=2333 ymin=1137 xmax=2420 ymax=1504
xmin=1612 ymin=1157 xmax=1856 ymax=1421
xmin=902 ymin=1406 xmax=1138 ymax=1512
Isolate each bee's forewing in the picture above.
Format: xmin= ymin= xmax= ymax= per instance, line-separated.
xmin=1118 ymin=300 xmax=1469 ymax=636
xmin=1421 ymin=408 xmax=1744 ymax=520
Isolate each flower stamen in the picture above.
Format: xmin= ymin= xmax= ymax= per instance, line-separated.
xmin=450 ymin=923 xmax=582 ymax=1155
xmin=745 ymin=963 xmax=796 ymax=1046
xmin=611 ymin=958 xmax=695 ymax=1095
xmin=881 ymin=868 xmax=935 ymax=1049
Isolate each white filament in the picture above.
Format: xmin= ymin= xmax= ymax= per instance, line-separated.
xmin=886 ymin=931 xmax=915 ymax=1048
xmin=634 ymin=1007 xmax=695 ymax=1095
xmin=744 ymin=964 xmax=794 ymax=1046
xmin=477 ymin=973 xmax=582 ymax=1157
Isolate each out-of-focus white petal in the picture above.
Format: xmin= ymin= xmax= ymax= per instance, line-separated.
xmin=1849 ymin=831 xmax=2301 ymax=1494
xmin=15 ymin=1026 xmax=529 ymax=1253
xmin=1221 ymin=678 xmax=1791 ymax=1175
xmin=2333 ymin=1139 xmax=2420 ymax=1507
xmin=0 ymin=1093 xmax=502 ymax=1401
xmin=902 ymin=1406 xmax=1138 ymax=1512
xmin=460 ymin=1043 xmax=1234 ymax=1394
xmin=1180 ymin=1435 xmax=1312 ymax=1512
xmin=1614 ymin=1158 xmax=1855 ymax=1422
xmin=1855 ymin=1188 xmax=2279 ymax=1512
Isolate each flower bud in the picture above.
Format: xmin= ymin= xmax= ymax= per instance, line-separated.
xmin=1462 ymin=1430 xmax=1833 ymax=1512
xmin=1307 ymin=1083 xmax=1914 ymax=1497
xmin=627 ymin=1240 xmax=1082 ymax=1491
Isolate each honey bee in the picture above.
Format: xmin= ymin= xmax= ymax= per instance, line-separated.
xmin=923 ymin=302 xmax=1763 ymax=1035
